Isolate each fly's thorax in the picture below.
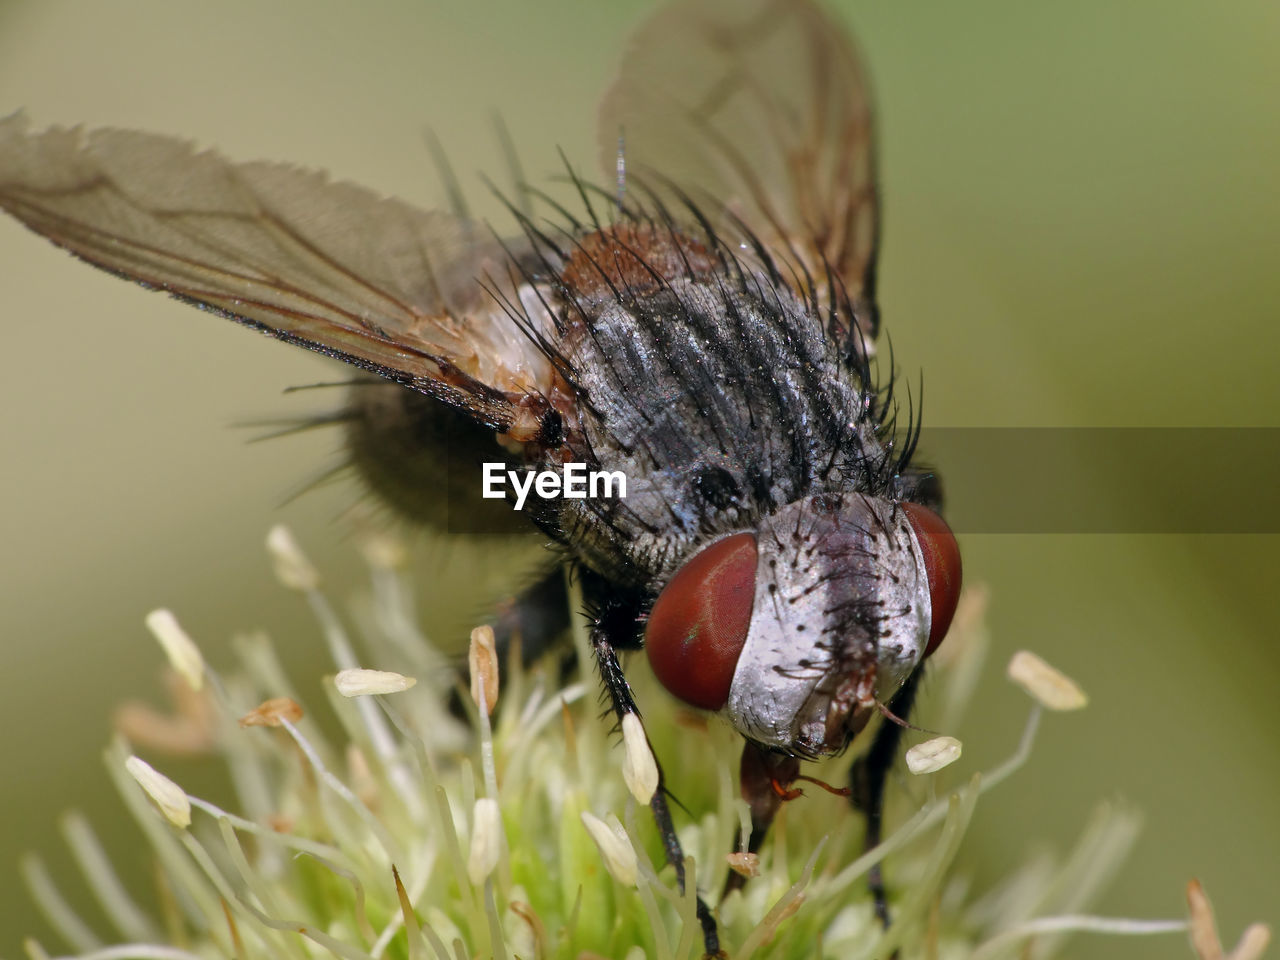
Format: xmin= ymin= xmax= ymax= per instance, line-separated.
xmin=545 ymin=228 xmax=869 ymax=584
xmin=723 ymin=494 xmax=932 ymax=757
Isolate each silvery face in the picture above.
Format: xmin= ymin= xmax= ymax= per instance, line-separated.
xmin=725 ymin=494 xmax=932 ymax=757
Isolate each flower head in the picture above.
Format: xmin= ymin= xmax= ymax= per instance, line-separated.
xmin=17 ymin=528 xmax=1265 ymax=959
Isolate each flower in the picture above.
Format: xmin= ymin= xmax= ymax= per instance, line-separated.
xmin=17 ymin=529 xmax=1265 ymax=959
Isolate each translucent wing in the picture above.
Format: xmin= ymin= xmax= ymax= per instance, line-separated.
xmin=599 ymin=0 xmax=881 ymax=340
xmin=0 ymin=112 xmax=558 ymax=431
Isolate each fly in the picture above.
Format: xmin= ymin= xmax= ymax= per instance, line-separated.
xmin=0 ymin=0 xmax=962 ymax=954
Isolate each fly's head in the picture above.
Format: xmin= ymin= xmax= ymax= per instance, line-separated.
xmin=644 ymin=493 xmax=961 ymax=757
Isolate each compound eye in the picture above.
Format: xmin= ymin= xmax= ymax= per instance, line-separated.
xmin=902 ymin=502 xmax=962 ymax=658
xmin=644 ymin=533 xmax=757 ymax=711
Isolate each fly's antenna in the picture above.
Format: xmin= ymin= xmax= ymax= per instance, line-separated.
xmin=615 ymin=126 xmax=628 ymax=213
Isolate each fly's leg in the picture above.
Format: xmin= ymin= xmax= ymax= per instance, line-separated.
xmin=847 ymin=668 xmax=923 ymax=929
xmin=586 ymin=580 xmax=723 ymax=959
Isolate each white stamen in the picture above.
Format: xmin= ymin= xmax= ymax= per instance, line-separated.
xmin=1186 ymin=878 xmax=1220 ymax=960
xmin=581 ymin=811 xmax=638 ymax=886
xmin=1186 ymin=879 xmax=1272 ymax=960
xmin=467 ymin=797 xmax=503 ymax=886
xmin=726 ymin=851 xmax=760 ymax=878
xmin=357 ymin=530 xmax=408 ymax=570
xmin=334 ymin=668 xmax=417 ymax=697
xmin=1007 ymin=651 xmax=1088 ymax=710
xmin=124 ymin=756 xmax=191 ymax=828
xmin=906 ymin=736 xmax=963 ymax=774
xmin=238 ymin=697 xmax=304 ymax=728
xmin=1231 ymin=925 xmax=1273 ymax=960
xmin=621 ymin=712 xmax=659 ymax=804
xmin=266 ymin=524 xmax=320 ymax=592
xmin=144 ymin=609 xmax=204 ymax=691
xmin=468 ymin=625 xmax=499 ymax=714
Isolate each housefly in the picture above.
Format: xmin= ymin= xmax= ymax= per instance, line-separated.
xmin=0 ymin=0 xmax=961 ymax=953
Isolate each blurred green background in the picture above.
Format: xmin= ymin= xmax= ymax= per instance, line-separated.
xmin=0 ymin=1 xmax=1276 ymax=957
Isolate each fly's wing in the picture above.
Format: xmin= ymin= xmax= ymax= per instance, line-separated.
xmin=599 ymin=0 xmax=881 ymax=343
xmin=0 ymin=112 xmax=558 ymax=433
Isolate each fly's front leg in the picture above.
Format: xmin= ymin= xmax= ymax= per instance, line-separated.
xmin=847 ymin=668 xmax=923 ymax=929
xmin=585 ymin=582 xmax=723 ymax=959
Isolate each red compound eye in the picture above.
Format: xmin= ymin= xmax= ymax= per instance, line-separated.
xmin=902 ymin=502 xmax=962 ymax=658
xmin=645 ymin=533 xmax=758 ymax=710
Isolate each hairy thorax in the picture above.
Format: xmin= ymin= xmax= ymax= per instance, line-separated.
xmin=528 ymin=225 xmax=881 ymax=591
